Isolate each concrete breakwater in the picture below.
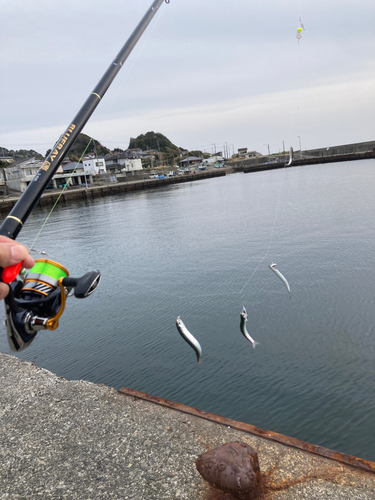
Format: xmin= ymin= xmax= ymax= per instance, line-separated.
xmin=240 ymin=149 xmax=375 ymax=174
xmin=230 ymin=140 xmax=375 ymax=173
xmin=0 ymin=169 xmax=226 ymax=214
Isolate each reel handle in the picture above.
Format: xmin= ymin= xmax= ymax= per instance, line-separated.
xmin=62 ymin=270 xmax=101 ymax=298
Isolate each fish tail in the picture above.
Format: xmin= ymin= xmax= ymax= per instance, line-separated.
xmin=252 ymin=341 xmax=260 ymax=349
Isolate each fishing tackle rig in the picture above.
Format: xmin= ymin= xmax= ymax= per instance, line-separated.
xmin=0 ymin=0 xmax=170 ymax=352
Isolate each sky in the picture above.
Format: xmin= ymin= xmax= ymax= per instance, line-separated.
xmin=1 ymin=0 xmax=374 ymax=157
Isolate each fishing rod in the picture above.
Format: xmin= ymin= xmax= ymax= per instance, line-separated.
xmin=0 ymin=0 xmax=170 ymax=352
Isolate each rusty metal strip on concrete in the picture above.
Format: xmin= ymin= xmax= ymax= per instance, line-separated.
xmin=119 ymin=386 xmax=375 ymax=475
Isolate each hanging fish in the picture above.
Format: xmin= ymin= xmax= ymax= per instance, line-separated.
xmin=30 ymin=247 xmax=48 ymax=256
xmin=240 ymin=306 xmax=259 ymax=349
xmin=269 ymin=263 xmax=291 ymax=295
xmin=176 ymin=316 xmax=202 ymax=363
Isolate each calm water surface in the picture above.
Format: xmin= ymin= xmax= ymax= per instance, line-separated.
xmin=1 ymin=159 xmax=375 ymax=461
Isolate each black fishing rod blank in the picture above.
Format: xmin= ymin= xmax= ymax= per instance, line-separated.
xmin=1 ymin=0 xmax=170 ymax=351
xmin=0 ymin=0 xmax=169 ymax=241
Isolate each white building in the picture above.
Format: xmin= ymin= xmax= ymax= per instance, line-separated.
xmin=105 ymin=153 xmax=143 ymax=173
xmin=82 ymin=157 xmax=107 ymax=174
xmin=6 ymin=158 xmax=44 ymax=192
xmin=121 ymin=158 xmax=142 ymax=173
xmin=6 ymin=158 xmax=94 ymax=192
xmin=202 ymin=155 xmax=224 ymax=165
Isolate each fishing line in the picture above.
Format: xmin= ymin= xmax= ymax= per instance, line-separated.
xmin=30 ymin=139 xmax=93 ymax=250
xmin=239 ymin=5 xmax=307 ymax=300
xmin=29 ymin=3 xmax=166 ymax=250
xmin=239 ymin=161 xmax=288 ymax=298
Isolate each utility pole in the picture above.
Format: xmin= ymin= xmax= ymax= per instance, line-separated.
xmin=298 ymin=136 xmax=302 ymax=159
xmin=157 ymin=139 xmax=162 ymax=166
xmin=264 ymin=144 xmax=270 ymax=162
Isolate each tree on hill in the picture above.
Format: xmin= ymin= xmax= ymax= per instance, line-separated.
xmin=129 ymin=131 xmax=181 ymax=165
xmin=66 ymin=133 xmax=111 ymax=160
xmin=0 ymin=147 xmax=43 ymax=162
xmin=188 ymin=150 xmax=211 ymax=159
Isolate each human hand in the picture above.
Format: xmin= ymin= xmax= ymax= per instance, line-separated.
xmin=0 ymin=236 xmax=35 ymax=300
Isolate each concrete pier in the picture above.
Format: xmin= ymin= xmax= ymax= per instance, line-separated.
xmin=230 ymin=149 xmax=375 ymax=174
xmin=1 ymin=353 xmax=374 ymax=499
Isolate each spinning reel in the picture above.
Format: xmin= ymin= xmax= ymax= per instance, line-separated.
xmin=0 ymin=0 xmax=171 ymax=352
xmin=4 ymin=259 xmax=100 ymax=352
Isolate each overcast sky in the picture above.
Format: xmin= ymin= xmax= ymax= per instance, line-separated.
xmin=1 ymin=0 xmax=374 ymax=157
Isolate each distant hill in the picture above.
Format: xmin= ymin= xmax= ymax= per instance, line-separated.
xmin=0 ymin=148 xmax=44 ymax=165
xmin=47 ymin=133 xmax=111 ymax=162
xmin=1 ymin=133 xmax=111 ymax=166
xmin=1 ymin=131 xmax=202 ymax=168
xmin=129 ymin=132 xmax=181 ymax=163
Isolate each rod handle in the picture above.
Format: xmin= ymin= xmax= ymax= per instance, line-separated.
xmin=1 ymin=262 xmax=23 ymax=283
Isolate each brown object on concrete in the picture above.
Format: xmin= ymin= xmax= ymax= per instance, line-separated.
xmin=196 ymin=441 xmax=261 ymax=499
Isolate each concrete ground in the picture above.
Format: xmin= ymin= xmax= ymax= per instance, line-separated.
xmin=0 ymin=353 xmax=374 ymax=499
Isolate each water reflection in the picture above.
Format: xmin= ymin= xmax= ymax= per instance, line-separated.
xmin=1 ymin=159 xmax=375 ymax=461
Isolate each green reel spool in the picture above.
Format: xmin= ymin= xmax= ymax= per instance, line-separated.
xmin=22 ymin=259 xmax=69 ymax=297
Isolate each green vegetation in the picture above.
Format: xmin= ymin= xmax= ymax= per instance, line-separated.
xmin=2 ymin=131 xmax=213 ymax=169
xmin=45 ymin=134 xmax=110 ymax=161
xmin=0 ymin=148 xmax=43 ymax=163
xmin=129 ymin=131 xmax=181 ymax=166
xmin=188 ymin=150 xmax=210 ymax=159
xmin=66 ymin=133 xmax=111 ymax=159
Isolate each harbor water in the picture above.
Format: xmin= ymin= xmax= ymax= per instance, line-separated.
xmin=1 ymin=159 xmax=374 ymax=462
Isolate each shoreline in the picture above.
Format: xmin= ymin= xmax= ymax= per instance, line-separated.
xmin=0 ymin=169 xmax=228 ymax=214
xmin=2 ymin=151 xmax=374 ymax=214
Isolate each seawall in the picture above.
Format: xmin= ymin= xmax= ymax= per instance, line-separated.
xmin=0 ymin=169 xmax=226 ymax=214
xmin=229 ymin=140 xmax=375 ymax=173
xmin=240 ymin=150 xmax=375 ymax=174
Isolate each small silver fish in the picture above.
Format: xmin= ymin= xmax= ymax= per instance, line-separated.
xmin=240 ymin=306 xmax=259 ymax=349
xmin=176 ymin=316 xmax=202 ymax=363
xmin=287 ymin=146 xmax=293 ymax=166
xmin=269 ymin=263 xmax=291 ymax=295
xmin=30 ymin=248 xmax=48 ymax=256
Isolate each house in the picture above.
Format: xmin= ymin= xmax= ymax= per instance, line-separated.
xmin=0 ymin=156 xmax=14 ymax=164
xmin=52 ymin=162 xmax=93 ymax=188
xmin=202 ymin=155 xmax=224 ymax=165
xmin=82 ymin=156 xmax=107 ymax=174
xmin=179 ymin=156 xmax=203 ymax=167
xmin=5 ymin=158 xmax=44 ymax=192
xmin=120 ymin=158 xmax=142 ymax=174
xmin=5 ymin=158 xmax=94 ymax=192
xmin=105 ymin=153 xmax=143 ymax=174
